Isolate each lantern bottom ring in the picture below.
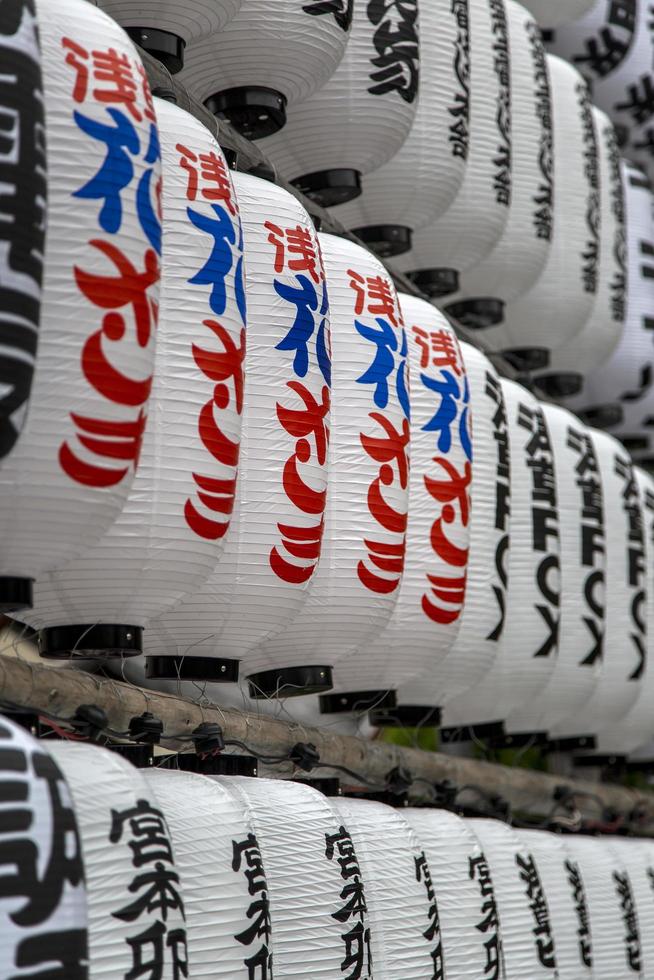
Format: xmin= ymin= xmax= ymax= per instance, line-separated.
xmin=533 ymin=371 xmax=583 ymax=398
xmin=407 ymin=266 xmax=459 ymax=299
xmin=38 ymin=624 xmax=143 ymax=659
xmin=573 ymin=752 xmax=627 ymax=770
xmin=440 ymin=720 xmax=506 ymax=743
xmin=579 ymin=403 xmax=623 ymax=429
xmin=488 ymin=729 xmax=550 ymax=750
xmin=291 ymin=168 xmax=362 ymax=208
xmin=544 ymin=735 xmax=597 ymax=754
xmin=177 ymin=752 xmax=258 ymax=778
xmin=0 ymin=576 xmax=33 ymax=613
xmin=621 ymin=434 xmax=650 ymax=452
xmin=126 ymin=27 xmax=185 ymax=74
xmin=445 ymin=297 xmax=506 ymax=330
xmin=319 ymin=688 xmax=397 ymax=715
xmin=145 ymin=654 xmax=240 ymax=682
xmin=369 ymin=704 xmax=441 ymax=728
xmin=501 ymin=346 xmax=550 ymax=373
xmin=352 ymin=224 xmax=412 ymax=259
xmin=204 ymin=87 xmax=287 ymax=140
xmin=247 ymin=664 xmax=333 ymax=699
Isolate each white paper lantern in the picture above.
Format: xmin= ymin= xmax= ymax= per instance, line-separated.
xmin=0 ymin=0 xmax=160 ymax=615
xmin=391 ymin=0 xmax=511 ymax=302
xmin=47 ymin=742 xmax=188 ymax=979
xmin=95 ymin=0 xmax=241 ymax=73
xmin=247 ymin=232 xmax=407 ymax=708
xmin=330 ymin=798 xmax=444 ymax=978
xmin=518 ymin=830 xmax=594 ymax=979
xmin=180 ymin=0 xmax=353 ymax=141
xmin=0 ymin=715 xmax=88 ymax=978
xmin=555 ymin=430 xmax=645 ymax=743
xmin=521 ymin=0 xmax=596 ymax=27
xmin=144 ymin=768 xmax=273 ymax=977
xmin=327 ymin=0 xmax=466 ymax=258
xmin=609 ymin=838 xmax=654 ymax=979
xmin=467 ymin=817 xmax=560 ymax=979
xmin=144 ymin=172 xmax=330 ymax=693
xmin=0 ymin=0 xmax=46 ymax=470
xmin=405 ymin=807 xmax=506 ymax=979
xmin=443 ymin=0 xmax=553 ymax=332
xmin=215 ymin=776 xmax=364 ymax=979
xmin=564 ymin=835 xmax=640 ymax=980
xmin=508 ymin=405 xmax=604 ymax=736
xmin=441 ymin=344 xmax=512 ymax=737
xmin=19 ymin=98 xmax=245 ymax=662
xmin=257 ymin=0 xmax=419 ymax=206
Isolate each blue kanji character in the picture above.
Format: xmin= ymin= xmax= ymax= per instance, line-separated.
xmin=136 ymin=122 xmax=162 ymax=255
xmin=396 ymin=327 xmax=410 ymax=421
xmin=315 ymin=280 xmax=331 ymax=387
xmin=234 ymin=219 xmax=247 ymax=327
xmin=275 ymin=274 xmax=318 ymax=378
xmin=188 ymin=203 xmax=238 ymax=316
xmin=459 ymin=375 xmax=473 ymax=461
xmin=421 ymin=370 xmax=461 ymax=453
xmin=355 ymin=316 xmax=398 ymax=409
xmin=73 ymin=107 xmax=139 ymax=234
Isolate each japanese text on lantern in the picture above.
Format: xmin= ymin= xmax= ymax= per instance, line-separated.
xmin=351 ymin=269 xmax=409 ymax=595
xmin=232 ymin=833 xmax=273 ymax=980
xmin=176 ymin=139 xmax=247 ymax=542
xmin=267 ymin=220 xmax=331 ymax=585
xmin=413 ymin=325 xmax=471 ymax=625
xmin=58 ymin=38 xmax=161 ymax=489
xmin=325 ymin=825 xmax=372 ymax=980
xmin=469 ymin=853 xmax=504 ymax=980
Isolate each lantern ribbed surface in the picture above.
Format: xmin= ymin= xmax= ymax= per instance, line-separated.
xmin=467 ymin=817 xmax=559 ymax=979
xmin=555 ymin=430 xmax=644 ymax=740
xmin=328 ymin=0 xmax=467 ymax=255
xmin=391 ymin=0 xmax=511 ymax=301
xmin=329 ymin=798 xmax=443 ymax=979
xmin=0 ymin=0 xmax=46 ymax=466
xmin=144 ymin=768 xmax=273 ymax=978
xmin=0 ymin=0 xmax=160 ymax=613
xmin=518 ymin=830 xmax=593 ymax=979
xmin=46 ymin=742 xmax=187 ymax=979
xmin=245 ymin=232 xmax=407 ymax=702
xmin=563 ymin=835 xmax=639 ymax=980
xmin=443 ymin=0 xmax=553 ymax=332
xmin=509 ymin=404 xmax=603 ymax=734
xmin=19 ymin=98 xmax=245 ymax=657
xmin=145 ymin=173 xmax=330 ymax=689
xmin=521 ymin=0 xmax=596 ymax=27
xmin=0 ymin=715 xmax=88 ymax=978
xmin=324 ymin=296 xmax=470 ymax=714
xmin=405 ymin=808 xmax=505 ymax=979
xmin=258 ymin=0 xmax=418 ymax=200
xmin=180 ymin=0 xmax=352 ymax=135
xmin=609 ymin=838 xmax=654 ymax=979
xmin=441 ymin=344 xmax=512 ymax=730
xmin=96 ymin=0 xmax=242 ymax=47
xmin=536 ymin=110 xmax=626 ymax=399
xmin=214 ymin=776 xmax=360 ymax=979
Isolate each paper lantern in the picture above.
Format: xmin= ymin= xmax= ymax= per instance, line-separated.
xmin=47 ymin=742 xmax=188 ymax=978
xmin=19 ymin=97 xmax=245 ymax=661
xmin=95 ymin=0 xmax=242 ymax=73
xmin=406 ymin=807 xmax=506 ymax=979
xmin=0 ymin=715 xmax=88 ymax=978
xmin=467 ymin=817 xmax=560 ymax=979
xmin=564 ymin=835 xmax=640 ymax=980
xmin=143 ymin=173 xmax=330 ymax=693
xmin=508 ymin=405 xmax=604 ymax=736
xmin=609 ymin=838 xmax=654 ymax=978
xmin=144 ymin=768 xmax=273 ymax=977
xmin=0 ymin=0 xmax=46 ymax=467
xmin=555 ymin=430 xmax=645 ymax=744
xmin=0 ymin=0 xmax=160 ymax=615
xmin=215 ymin=776 xmax=362 ymax=978
xmin=391 ymin=0 xmax=511 ymax=301
xmin=443 ymin=0 xmax=553 ymax=331
xmin=180 ymin=0 xmax=353 ymax=140
xmin=518 ymin=830 xmax=593 ymax=979
xmin=258 ymin=0 xmax=419 ymax=205
xmin=440 ymin=344 xmax=511 ymax=737
xmin=330 ymin=798 xmax=444 ymax=978
xmin=247 ymin=232 xmax=406 ymax=707
xmin=534 ymin=110 xmax=626 ymax=398
xmin=327 ymin=0 xmax=466 ymax=257
xmin=521 ymin=0 xmax=596 ymax=27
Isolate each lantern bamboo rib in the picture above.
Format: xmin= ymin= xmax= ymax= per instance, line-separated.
xmin=0 ymin=652 xmax=651 ymax=831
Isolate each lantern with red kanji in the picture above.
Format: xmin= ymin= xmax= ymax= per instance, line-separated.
xmin=18 ymin=97 xmax=245 ymax=662
xmin=258 ymin=0 xmax=419 ymax=206
xmin=327 ymin=0 xmax=466 ymax=258
xmin=180 ymin=0 xmax=353 ymax=140
xmin=143 ymin=173 xmax=331 ymax=693
xmin=390 ymin=0 xmax=510 ymax=302
xmin=246 ymin=233 xmax=408 ymax=708
xmin=95 ymin=0 xmax=242 ymax=73
xmin=0 ymin=0 xmax=160 ymax=615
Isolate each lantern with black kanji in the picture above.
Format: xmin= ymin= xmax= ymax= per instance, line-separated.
xmin=0 ymin=0 xmax=160 ymax=615
xmin=96 ymin=0 xmax=242 ymax=72
xmin=18 ymin=97 xmax=245 ymax=661
xmin=258 ymin=0 xmax=418 ymax=205
xmin=180 ymin=0 xmax=353 ymax=140
xmin=609 ymin=838 xmax=654 ymax=976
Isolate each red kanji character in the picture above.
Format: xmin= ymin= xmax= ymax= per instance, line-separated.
xmin=348 ymin=269 xmax=399 ymax=325
xmin=136 ymin=61 xmax=156 ymax=122
xmin=91 ymin=47 xmax=142 ymax=122
xmin=348 ymin=268 xmax=367 ymax=315
xmin=62 ymin=37 xmax=89 ymax=103
xmin=185 ymin=474 xmax=237 ymax=540
xmin=192 ymin=319 xmax=246 ymax=415
xmin=267 ymin=223 xmax=323 ymax=282
xmin=277 ymin=381 xmax=330 ymax=469
xmin=198 ymin=151 xmax=236 ymax=213
xmin=412 ymin=326 xmax=462 ymax=374
xmin=270 ymin=520 xmax=324 ymax=584
xmin=177 ymin=143 xmax=200 ymax=200
xmin=361 ymin=413 xmax=410 ymax=490
xmin=424 ymin=457 xmax=471 ymax=528
xmin=60 ymin=410 xmax=148 ymax=488
xmin=422 ymin=572 xmax=467 ymax=624
xmin=358 ymin=540 xmax=406 ymax=594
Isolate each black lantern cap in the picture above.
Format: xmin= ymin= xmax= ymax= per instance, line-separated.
xmin=0 ymin=576 xmax=33 ymax=613
xmin=39 ymin=624 xmax=142 ymax=659
xmin=544 ymin=735 xmax=597 ymax=753
xmin=352 ymin=224 xmax=412 ymax=258
xmin=369 ymin=704 xmax=441 ymax=728
xmin=445 ymin=298 xmax=505 ymax=329
xmin=533 ymin=372 xmax=583 ymax=398
xmin=247 ymin=665 xmax=333 ymax=699
xmin=205 ymin=87 xmax=287 ymax=140
xmin=579 ymin=403 xmax=623 ymax=428
xmin=319 ymin=689 xmax=396 ymax=714
xmin=407 ymin=267 xmax=459 ymax=298
xmin=440 ymin=720 xmax=505 ymax=743
xmin=145 ymin=655 xmax=239 ymax=682
xmin=127 ymin=27 xmax=185 ymax=74
xmin=292 ymin=168 xmax=362 ymax=207
xmin=177 ymin=752 xmax=258 ymax=777
xmin=489 ymin=730 xmax=550 ymax=749
xmin=621 ymin=434 xmax=650 ymax=452
xmin=501 ymin=347 xmax=549 ymax=372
